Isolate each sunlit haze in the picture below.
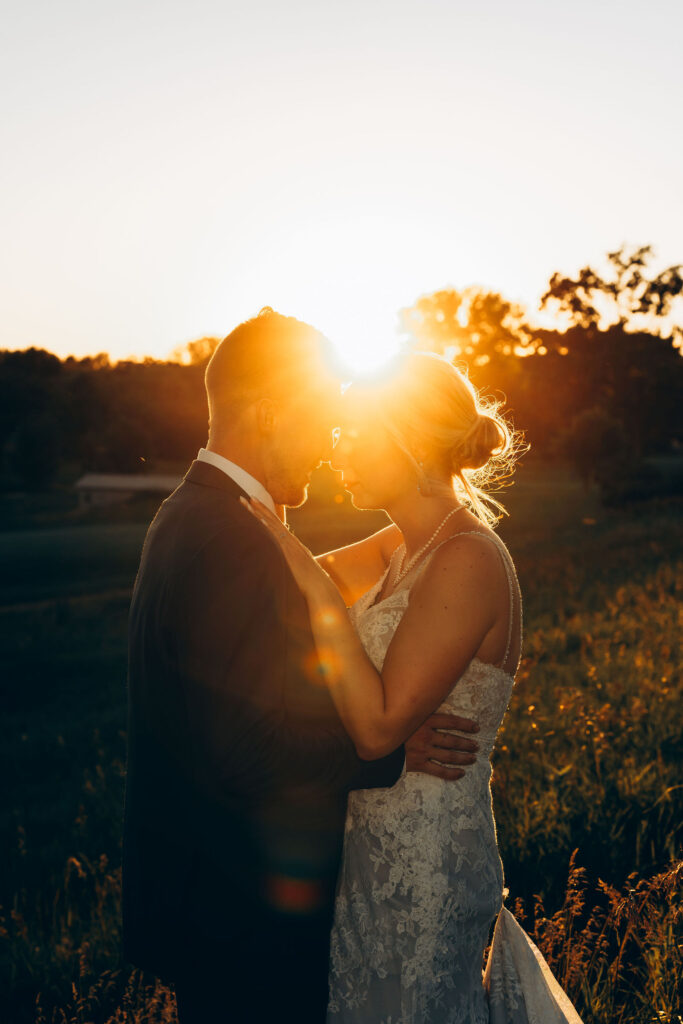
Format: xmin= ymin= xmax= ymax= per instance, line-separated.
xmin=2 ymin=0 xmax=682 ymax=373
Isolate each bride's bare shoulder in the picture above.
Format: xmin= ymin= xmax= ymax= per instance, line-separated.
xmin=317 ymin=524 xmax=402 ymax=605
xmin=413 ymin=530 xmax=508 ymax=605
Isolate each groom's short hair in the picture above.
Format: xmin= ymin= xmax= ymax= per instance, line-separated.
xmin=205 ymin=307 xmax=337 ymax=422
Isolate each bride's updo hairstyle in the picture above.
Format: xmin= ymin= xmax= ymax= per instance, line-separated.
xmin=359 ymin=351 xmax=521 ymax=525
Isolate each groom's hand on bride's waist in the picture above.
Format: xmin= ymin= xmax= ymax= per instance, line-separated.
xmin=404 ymin=713 xmax=480 ymax=781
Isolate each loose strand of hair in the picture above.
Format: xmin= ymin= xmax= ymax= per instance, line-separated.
xmin=454 ymin=470 xmax=508 ymax=527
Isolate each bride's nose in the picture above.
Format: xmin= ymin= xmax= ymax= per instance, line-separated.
xmin=330 ymin=431 xmax=354 ymax=470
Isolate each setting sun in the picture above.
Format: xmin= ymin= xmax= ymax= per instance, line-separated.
xmin=323 ymin=310 xmax=404 ymax=378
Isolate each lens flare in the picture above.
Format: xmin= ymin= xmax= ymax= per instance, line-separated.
xmin=265 ymin=873 xmax=326 ymax=914
xmin=303 ymin=647 xmax=343 ymax=687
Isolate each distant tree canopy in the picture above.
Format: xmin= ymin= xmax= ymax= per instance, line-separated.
xmin=400 ymin=246 xmax=683 ymax=462
xmin=399 ymin=288 xmax=536 ymax=363
xmin=0 ymin=351 xmax=210 ymax=488
xmin=169 ymin=336 xmax=221 ymax=367
xmin=1 ymin=246 xmax=681 ymax=493
xmin=540 ymin=245 xmax=683 ymax=339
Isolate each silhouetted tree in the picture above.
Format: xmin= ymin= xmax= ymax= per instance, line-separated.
xmin=562 ymin=407 xmax=629 ymax=487
xmin=12 ymin=413 xmax=63 ymax=489
xmin=170 ymin=336 xmax=221 ymax=366
xmin=0 ymin=348 xmax=63 ymax=446
xmin=540 ymin=245 xmax=683 ymax=340
xmin=0 ymin=349 xmax=66 ymax=488
xmin=400 ymin=248 xmax=683 ymax=463
xmin=400 ymin=287 xmax=536 ymax=364
xmin=517 ymin=324 xmax=683 ymax=456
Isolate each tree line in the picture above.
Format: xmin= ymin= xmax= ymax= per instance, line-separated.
xmin=1 ymin=246 xmax=681 ymax=502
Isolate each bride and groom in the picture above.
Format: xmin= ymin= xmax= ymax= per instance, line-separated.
xmin=122 ymin=308 xmax=582 ymax=1022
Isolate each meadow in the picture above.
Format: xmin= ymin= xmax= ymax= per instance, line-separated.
xmin=0 ymin=462 xmax=681 ymax=1023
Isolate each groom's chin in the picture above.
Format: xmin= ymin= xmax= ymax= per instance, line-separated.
xmin=283 ymin=483 xmax=310 ymax=509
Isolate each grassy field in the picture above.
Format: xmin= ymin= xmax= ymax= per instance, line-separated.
xmin=1 ymin=461 xmax=681 ymax=1022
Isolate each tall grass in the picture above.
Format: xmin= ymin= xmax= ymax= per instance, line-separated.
xmin=494 ymin=540 xmax=682 ymax=900
xmin=510 ymin=856 xmax=682 ymax=1023
xmin=6 ymin=852 xmax=681 ymax=1023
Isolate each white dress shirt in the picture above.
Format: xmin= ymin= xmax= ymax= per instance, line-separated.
xmin=196 ymin=448 xmax=276 ymax=513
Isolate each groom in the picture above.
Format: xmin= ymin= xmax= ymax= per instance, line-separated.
xmin=122 ymin=308 xmax=480 ymax=1023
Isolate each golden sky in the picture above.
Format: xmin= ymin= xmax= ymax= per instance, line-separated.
xmin=2 ymin=0 xmax=682 ymax=372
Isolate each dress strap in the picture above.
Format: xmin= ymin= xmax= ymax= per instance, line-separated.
xmin=419 ymin=530 xmax=522 ymax=672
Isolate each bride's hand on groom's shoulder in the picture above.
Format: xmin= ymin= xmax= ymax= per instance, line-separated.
xmin=241 ymin=496 xmax=343 ymax=608
xmin=405 ymin=713 xmax=480 ymax=781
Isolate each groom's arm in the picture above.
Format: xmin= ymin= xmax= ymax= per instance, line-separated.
xmin=405 ymin=714 xmax=480 ymax=780
xmin=350 ymin=715 xmax=481 ymax=788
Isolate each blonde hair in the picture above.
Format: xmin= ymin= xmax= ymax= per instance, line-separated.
xmin=360 ymin=351 xmax=523 ymax=525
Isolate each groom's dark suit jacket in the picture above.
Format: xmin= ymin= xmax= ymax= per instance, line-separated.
xmin=122 ymin=460 xmax=404 ymax=985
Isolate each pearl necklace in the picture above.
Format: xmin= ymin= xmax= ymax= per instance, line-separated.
xmin=389 ymin=506 xmax=464 ymax=590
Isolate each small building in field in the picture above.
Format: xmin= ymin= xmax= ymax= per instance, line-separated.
xmin=75 ymin=473 xmax=182 ymax=509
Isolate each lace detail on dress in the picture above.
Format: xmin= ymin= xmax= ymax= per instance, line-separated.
xmin=327 ymin=532 xmax=583 ymax=1023
xmin=328 ymin=559 xmax=515 ymax=1023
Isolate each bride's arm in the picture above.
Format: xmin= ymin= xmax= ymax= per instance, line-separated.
xmin=314 ymin=524 xmax=402 ymax=605
xmin=244 ymin=498 xmax=500 ymax=759
xmin=307 ymin=539 xmax=499 ymax=758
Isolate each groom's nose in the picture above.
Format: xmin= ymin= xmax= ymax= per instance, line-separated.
xmin=330 ymin=431 xmax=354 ymax=469
xmin=317 ymin=429 xmax=337 ymax=465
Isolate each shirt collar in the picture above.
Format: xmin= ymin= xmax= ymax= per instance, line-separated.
xmin=196 ymin=448 xmax=276 ymax=513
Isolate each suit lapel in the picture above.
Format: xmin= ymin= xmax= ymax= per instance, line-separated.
xmin=183 ymin=460 xmax=251 ymax=502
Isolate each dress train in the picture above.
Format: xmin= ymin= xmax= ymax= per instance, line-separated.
xmin=485 ymin=908 xmax=583 ymax=1024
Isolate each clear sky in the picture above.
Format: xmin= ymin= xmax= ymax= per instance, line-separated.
xmin=2 ymin=0 xmax=682 ymax=370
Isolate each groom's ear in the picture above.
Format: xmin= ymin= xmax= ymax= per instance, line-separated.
xmin=255 ymin=397 xmax=278 ymax=436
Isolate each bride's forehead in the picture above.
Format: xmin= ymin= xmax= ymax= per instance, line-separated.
xmin=339 ymin=389 xmax=382 ymax=423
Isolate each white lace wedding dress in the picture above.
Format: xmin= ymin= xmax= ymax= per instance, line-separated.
xmin=327 ymin=531 xmax=583 ymax=1024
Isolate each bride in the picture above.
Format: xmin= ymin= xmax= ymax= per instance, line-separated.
xmin=245 ymin=351 xmax=582 ymax=1024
